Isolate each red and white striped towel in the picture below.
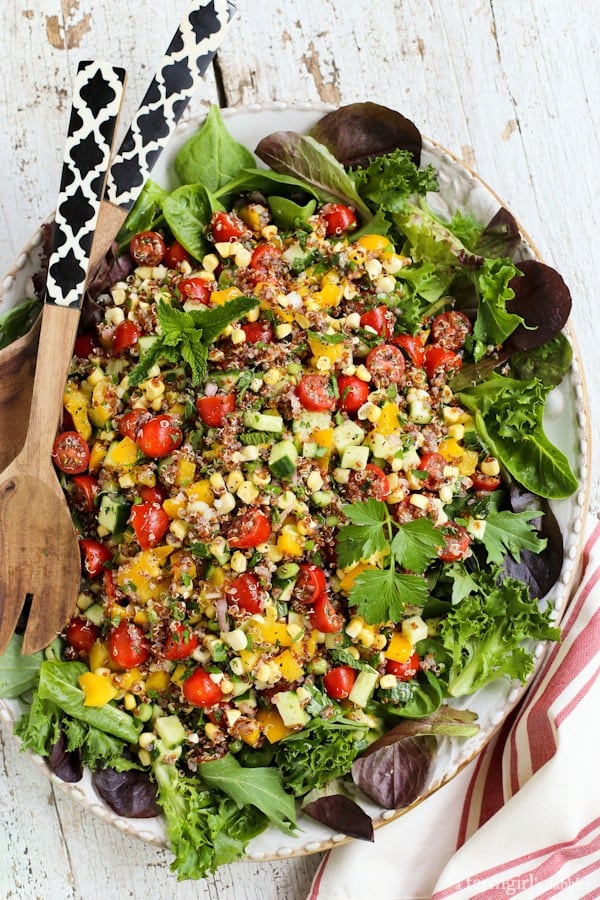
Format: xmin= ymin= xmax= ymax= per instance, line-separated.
xmin=308 ymin=518 xmax=600 ymax=900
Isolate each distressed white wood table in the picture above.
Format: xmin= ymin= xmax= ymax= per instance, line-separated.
xmin=1 ymin=2 xmax=598 ymax=898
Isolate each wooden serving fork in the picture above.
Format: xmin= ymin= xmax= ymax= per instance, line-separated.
xmin=0 ymin=61 xmax=126 ymax=656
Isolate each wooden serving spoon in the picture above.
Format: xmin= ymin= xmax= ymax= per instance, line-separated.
xmin=0 ymin=0 xmax=237 ymax=474
xmin=0 ymin=61 xmax=126 ymax=656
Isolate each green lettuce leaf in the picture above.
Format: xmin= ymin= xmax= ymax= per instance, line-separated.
xmin=0 ymin=634 xmax=43 ymax=698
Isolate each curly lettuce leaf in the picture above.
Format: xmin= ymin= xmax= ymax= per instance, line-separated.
xmin=438 ymin=571 xmax=560 ymax=698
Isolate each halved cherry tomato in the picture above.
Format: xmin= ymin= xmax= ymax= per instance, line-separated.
xmin=294 ymin=564 xmax=327 ymax=605
xmin=163 ymin=240 xmax=190 ymax=268
xmin=80 ymin=538 xmax=112 ymax=577
xmin=139 ymin=484 xmax=167 ymax=504
xmin=385 ymin=651 xmax=420 ymax=681
xmin=366 ymin=343 xmax=406 ymax=383
xmin=227 ymin=508 xmax=272 ymax=549
xmin=103 ymin=569 xmax=117 ymax=600
xmin=321 ymin=203 xmax=358 ymax=237
xmin=182 ymin=668 xmax=224 ymax=707
xmin=136 ymin=415 xmax=183 ymax=458
xmin=178 ymin=277 xmax=211 ymax=305
xmin=470 ymin=471 xmax=502 ymax=492
xmin=227 ymin=572 xmax=263 ymax=614
xmin=196 ymin=393 xmax=235 ymax=427
xmin=296 ymin=374 xmax=336 ymax=411
xmin=210 ymin=210 xmax=248 ymax=243
xmin=73 ymin=333 xmax=96 ymax=358
xmin=311 ymin=594 xmax=344 ymax=633
xmin=129 ymin=231 xmax=166 ymax=266
xmin=323 ymin=665 xmax=356 ymax=700
xmin=241 ymin=320 xmax=275 ymax=344
xmin=71 ymin=474 xmax=99 ymax=512
xmin=417 ymin=452 xmax=447 ymax=491
xmin=424 ymin=345 xmax=462 ymax=380
xmin=112 ymin=319 xmax=140 ymax=354
xmin=347 ymin=463 xmax=391 ymax=500
xmin=108 ymin=621 xmax=151 ymax=668
xmin=360 ymin=305 xmax=393 ymax=339
xmin=249 ymin=243 xmax=282 ymax=270
xmin=52 ymin=431 xmax=90 ymax=474
xmin=130 ymin=501 xmax=170 ymax=550
xmin=337 ymin=375 xmax=370 ymax=414
xmin=118 ymin=408 xmax=151 ymax=441
xmin=392 ymin=333 xmax=426 ymax=368
xmin=164 ymin=622 xmax=199 ymax=661
xmin=65 ymin=616 xmax=99 ymax=655
xmin=430 ymin=310 xmax=472 ymax=351
xmin=437 ymin=522 xmax=472 ymax=562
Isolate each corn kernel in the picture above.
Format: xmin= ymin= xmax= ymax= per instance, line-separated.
xmin=263 ymin=367 xmax=282 ymax=386
xmin=480 ymin=456 xmax=500 ymax=476
xmin=230 ymin=551 xmax=248 ymax=574
xmin=105 ymin=306 xmax=125 ymax=326
xmin=375 ymin=274 xmax=396 ymax=294
xmin=124 ymin=693 xmax=137 ymax=711
xmin=236 ymin=480 xmax=259 ymax=505
xmin=447 ymin=423 xmax=465 ymax=440
xmin=222 ymin=629 xmax=248 ymax=651
xmin=379 ymin=674 xmax=398 ymax=690
xmin=373 ymin=634 xmax=387 ymax=651
xmin=346 ymin=646 xmax=361 ymax=660
xmin=230 ymin=327 xmax=246 ymax=345
xmin=202 ymin=253 xmax=219 ymax=272
xmin=358 ymin=627 xmax=375 ymax=648
xmin=365 ymin=258 xmax=382 ymax=280
xmin=139 ymin=732 xmax=155 ymax=751
xmin=234 ymin=247 xmax=252 ymax=267
xmin=345 ymin=616 xmax=364 ymax=639
xmin=205 ymin=723 xmax=225 ymax=742
xmin=333 ymin=467 xmax=350 ymax=484
xmin=409 ymin=493 xmax=429 ymax=510
xmin=138 ymin=748 xmax=152 ymax=767
xmin=245 ymin=305 xmax=260 ymax=322
xmin=383 ymin=253 xmax=409 ymax=274
xmin=355 ymin=365 xmax=372 ymax=382
xmin=209 ymin=472 xmax=226 ymax=494
xmin=229 ymin=657 xmax=244 ymax=676
xmin=226 ymin=470 xmax=245 ymax=493
xmin=261 ymin=224 xmax=278 ymax=240
xmin=306 ymin=470 xmax=324 ymax=493
xmin=275 ymin=323 xmax=292 ymax=339
xmin=214 ymin=492 xmax=236 ymax=514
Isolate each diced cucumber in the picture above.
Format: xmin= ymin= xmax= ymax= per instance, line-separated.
xmin=292 ymin=410 xmax=332 ymax=442
xmin=332 ymin=420 xmax=365 ymax=453
xmin=406 ymin=388 xmax=432 ymax=424
xmin=243 ymin=409 xmax=284 ymax=433
xmin=311 ymin=490 xmax=335 ymax=507
xmin=137 ymin=334 xmax=159 ymax=355
xmin=83 ymin=603 xmax=104 ymax=627
xmin=155 ymin=715 xmax=186 ymax=748
xmin=348 ymin=669 xmax=379 ymax=707
xmin=341 ymin=445 xmax=370 ymax=470
xmin=268 ymin=439 xmax=298 ymax=478
xmin=211 ymin=368 xmax=242 ymax=390
xmin=97 ymin=493 xmax=130 ymax=534
xmin=272 ymin=690 xmax=310 ymax=728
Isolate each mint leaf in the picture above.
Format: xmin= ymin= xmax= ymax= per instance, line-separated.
xmin=189 ymin=296 xmax=259 ymax=344
xmin=128 ymin=337 xmax=168 ymax=387
xmin=349 ymin=567 xmax=428 ymax=625
xmin=475 ymin=509 xmax=546 ymax=566
xmin=180 ymin=337 xmax=209 ymax=386
xmin=199 ymin=753 xmax=296 ymax=836
xmin=390 ymin=518 xmax=441 ymax=573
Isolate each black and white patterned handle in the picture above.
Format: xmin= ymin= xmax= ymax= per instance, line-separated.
xmin=46 ymin=61 xmax=126 ymax=310
xmin=106 ymin=0 xmax=237 ymax=211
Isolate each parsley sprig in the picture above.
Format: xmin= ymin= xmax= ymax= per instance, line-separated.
xmin=337 ymin=499 xmax=442 ymax=625
xmin=128 ymin=296 xmax=259 ymax=387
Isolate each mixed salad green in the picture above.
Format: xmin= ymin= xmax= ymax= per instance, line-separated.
xmin=0 ymin=102 xmax=577 ymax=879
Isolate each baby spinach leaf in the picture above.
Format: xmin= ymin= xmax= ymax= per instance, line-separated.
xmin=174 ymin=104 xmax=256 ymax=191
xmin=0 ymin=297 xmax=42 ymax=349
xmin=115 ymin=179 xmax=168 ymax=251
xmin=268 ymin=195 xmax=316 ymax=229
xmin=162 ymin=183 xmax=223 ymax=260
xmin=214 ymin=167 xmax=320 ymax=203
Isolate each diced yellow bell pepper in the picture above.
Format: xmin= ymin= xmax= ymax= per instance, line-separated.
xmin=89 ymin=639 xmax=110 ymax=673
xmin=116 ymin=667 xmax=142 ymax=690
xmin=174 ymin=457 xmax=196 ymax=486
xmin=356 ymin=234 xmax=393 ymax=254
xmin=257 ymin=707 xmax=292 ymax=743
xmin=271 ymin=649 xmax=304 ymax=682
xmin=239 ymin=648 xmax=261 ymax=672
xmin=163 ymin=496 xmax=186 ymax=519
xmin=236 ymin=718 xmax=262 ymax=747
xmin=277 ymin=526 xmax=305 ymax=558
xmin=374 ymin=401 xmax=400 ymax=437
xmin=170 ymin=664 xmax=187 ymax=686
xmin=311 ymin=272 xmax=344 ymax=309
xmin=89 ymin=379 xmax=118 ymax=428
xmin=339 ymin=562 xmax=376 ymax=594
xmin=79 ymin=672 xmax=118 ymax=707
xmin=385 ymin=631 xmax=414 ymax=663
xmin=246 ymin=619 xmax=293 ymax=648
xmin=145 ymin=670 xmax=171 ymax=693
xmin=63 ymin=383 xmax=91 ymax=441
xmin=312 ymin=427 xmax=334 ymax=469
xmin=88 ymin=441 xmax=107 ymax=472
xmin=116 ymin=545 xmax=173 ymax=603
xmin=186 ymin=479 xmax=214 ymax=505
xmin=210 ymin=286 xmax=242 ymax=306
xmin=207 ymin=565 xmax=226 ymax=587
xmin=109 ymin=436 xmax=140 ymax=467
xmin=438 ymin=438 xmax=479 ymax=476
xmin=308 ymin=334 xmax=346 ymax=365
xmin=458 ymin=449 xmax=479 ymax=477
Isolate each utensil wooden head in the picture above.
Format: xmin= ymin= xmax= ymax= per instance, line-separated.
xmin=0 ymin=61 xmax=126 ymax=656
